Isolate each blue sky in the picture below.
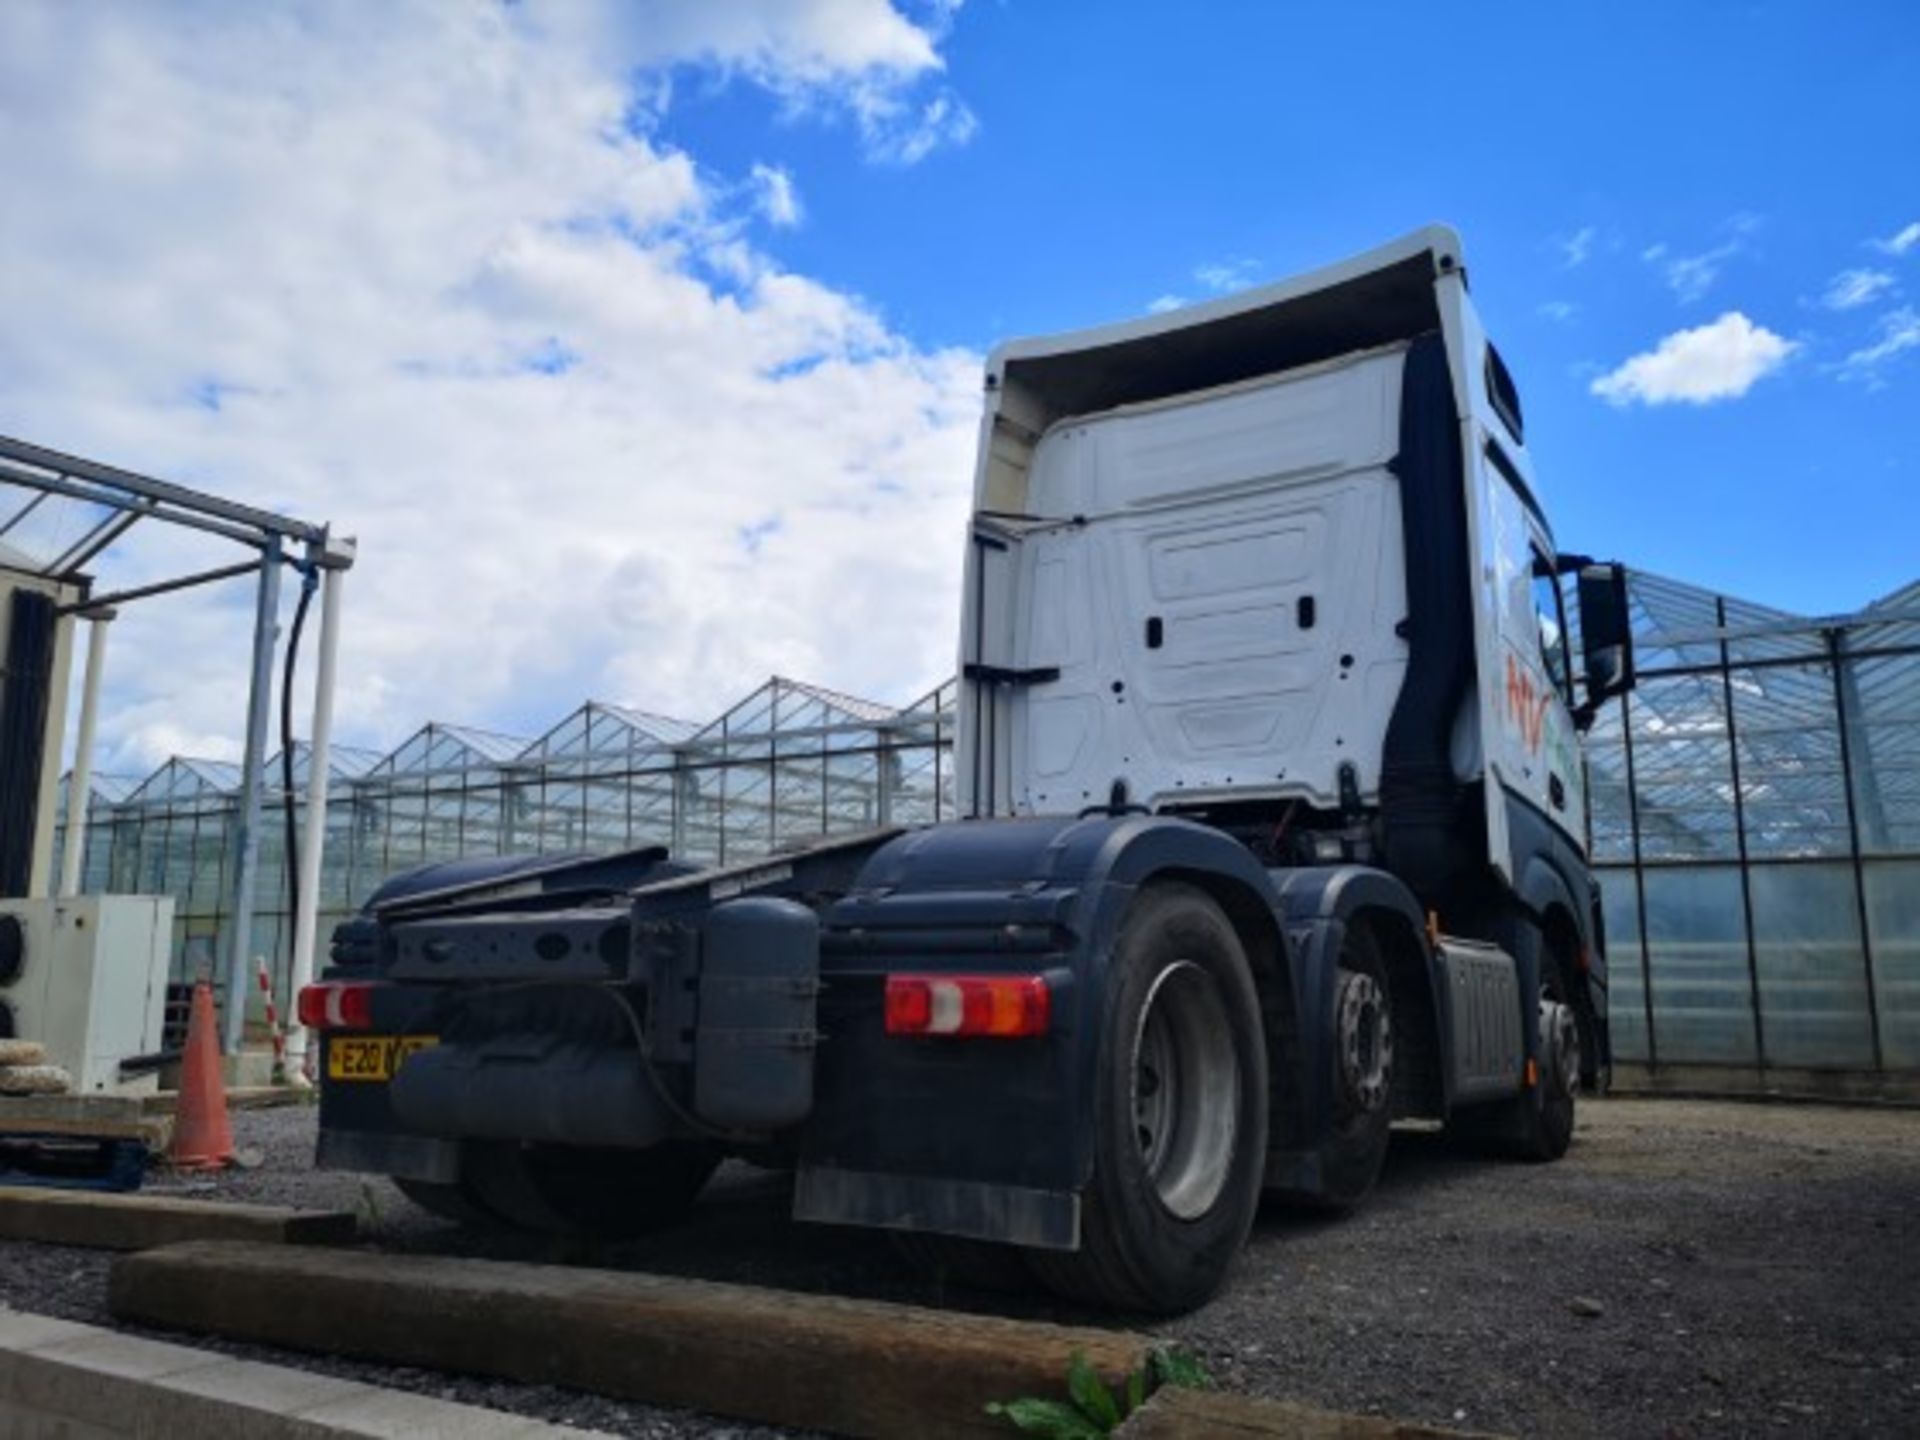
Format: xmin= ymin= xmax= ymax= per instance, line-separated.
xmin=667 ymin=0 xmax=1920 ymax=616
xmin=1 ymin=1 xmax=1915 ymax=765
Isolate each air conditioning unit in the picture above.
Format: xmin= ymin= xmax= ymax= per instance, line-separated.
xmin=0 ymin=896 xmax=173 ymax=1094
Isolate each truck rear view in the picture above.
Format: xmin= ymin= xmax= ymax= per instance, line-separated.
xmin=306 ymin=226 xmax=1636 ymax=1313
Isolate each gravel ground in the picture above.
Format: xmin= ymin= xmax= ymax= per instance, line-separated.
xmin=2 ymin=1097 xmax=1917 ymax=1437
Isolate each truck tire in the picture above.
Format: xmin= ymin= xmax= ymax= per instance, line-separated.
xmin=1446 ymin=922 xmax=1577 ymax=1162
xmin=1312 ymin=922 xmax=1396 ymax=1208
xmin=1028 ymin=882 xmax=1267 ymax=1314
xmin=465 ymin=1140 xmax=723 ymax=1239
xmin=1519 ymin=1000 xmax=1580 ymax=1161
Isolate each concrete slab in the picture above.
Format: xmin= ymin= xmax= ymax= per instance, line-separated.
xmin=0 ymin=1305 xmax=604 ymax=1438
xmin=110 ymin=1239 xmax=1152 ymax=1439
xmin=294 ymin=1386 xmax=568 ymax=1439
xmin=0 ymin=1309 xmax=91 ymax=1352
xmin=0 ymin=1186 xmax=356 ymax=1250
xmin=152 ymin=1354 xmax=368 ymax=1418
xmin=0 ymin=1094 xmax=169 ymax=1146
xmin=141 ymin=1084 xmax=313 ymax=1115
xmin=16 ymin=1328 xmax=221 ymax=1382
xmin=1115 ymin=1387 xmax=1507 ymax=1439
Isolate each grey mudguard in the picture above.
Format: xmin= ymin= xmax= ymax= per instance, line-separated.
xmin=1265 ymin=866 xmax=1437 ymax=1127
xmin=799 ymin=812 xmax=1296 ymax=1242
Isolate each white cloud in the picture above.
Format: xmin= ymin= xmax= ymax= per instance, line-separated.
xmin=1193 ymin=259 xmax=1259 ymax=294
xmin=862 ymin=88 xmax=978 ymax=166
xmin=0 ymin=1 xmax=982 ymax=773
xmin=621 ymin=0 xmax=948 ymax=78
xmin=1651 ymin=241 xmax=1740 ymax=303
xmin=618 ymin=0 xmax=976 ymax=164
xmin=1836 ymin=307 xmax=1920 ymax=385
xmin=1590 ymin=312 xmax=1798 ymax=407
xmin=1146 ymin=295 xmax=1186 ymax=314
xmin=1536 ymin=300 xmax=1578 ymax=323
xmin=1642 ymin=216 xmax=1761 ymax=303
xmin=1556 ymin=226 xmax=1597 ymax=269
xmin=749 ymin=163 xmax=802 ymax=226
xmin=1820 ymin=268 xmax=1896 ymax=311
xmin=1870 ymin=221 xmax=1920 ymax=257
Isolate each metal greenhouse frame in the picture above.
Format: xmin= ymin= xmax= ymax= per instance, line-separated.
xmin=1584 ymin=573 xmax=1920 ymax=1097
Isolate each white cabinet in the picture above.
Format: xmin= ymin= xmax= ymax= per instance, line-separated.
xmin=0 ymin=896 xmax=174 ymax=1093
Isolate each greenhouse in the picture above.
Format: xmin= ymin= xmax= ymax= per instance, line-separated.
xmin=56 ymin=572 xmax=1920 ymax=1098
xmin=58 ymin=676 xmax=957 ymax=1004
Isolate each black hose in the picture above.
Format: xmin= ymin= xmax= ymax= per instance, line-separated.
xmin=280 ymin=567 xmax=319 ymax=976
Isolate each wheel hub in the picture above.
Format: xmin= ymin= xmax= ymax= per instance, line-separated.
xmin=1131 ymin=960 xmax=1240 ymax=1220
xmin=1539 ymin=999 xmax=1580 ymax=1094
xmin=1335 ymin=970 xmax=1393 ymax=1115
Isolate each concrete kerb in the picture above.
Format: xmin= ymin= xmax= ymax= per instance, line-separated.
xmin=111 ymin=1239 xmax=1151 ymax=1439
xmin=0 ymin=1304 xmax=607 ymax=1438
xmin=104 ymin=1240 xmax=1520 ymax=1440
xmin=0 ymin=1187 xmax=357 ymax=1250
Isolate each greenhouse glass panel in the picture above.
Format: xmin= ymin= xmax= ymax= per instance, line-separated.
xmin=1628 ymin=678 xmax=1739 ymax=861
xmin=1642 ymin=866 xmax=1756 ymax=1064
xmin=773 ymin=755 xmax=826 ymax=851
xmin=1730 ymin=663 xmax=1851 ymax=859
xmin=826 ymin=750 xmax=881 ymax=831
xmin=676 ymin=767 xmax=725 ymax=867
xmin=1597 ymin=866 xmax=1648 ymax=1062
xmin=726 ymin=762 xmax=773 ymax=859
xmin=628 ymin=766 xmax=678 ymax=848
xmin=1842 ymin=656 xmax=1920 ymax=856
xmin=1748 ymin=862 xmax=1874 ymax=1069
xmin=1866 ymin=860 xmax=1920 ymax=1066
xmin=1584 ymin=694 xmax=1633 ymax=862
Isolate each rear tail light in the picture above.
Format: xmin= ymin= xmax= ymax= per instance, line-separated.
xmin=296 ymin=981 xmax=376 ymax=1031
xmin=884 ymin=974 xmax=1051 ymax=1038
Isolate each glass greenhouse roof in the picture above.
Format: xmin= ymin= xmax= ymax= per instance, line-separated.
xmin=1582 ymin=571 xmax=1920 ymax=865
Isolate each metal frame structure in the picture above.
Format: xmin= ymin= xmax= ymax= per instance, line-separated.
xmin=55 ymin=676 xmax=954 ymax=1021
xmin=0 ymin=435 xmax=352 ymax=1057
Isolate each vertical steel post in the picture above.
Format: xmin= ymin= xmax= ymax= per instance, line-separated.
xmin=1716 ymin=596 xmax=1767 ymax=1072
xmin=224 ymin=540 xmax=283 ymax=1055
xmin=59 ymin=611 xmax=113 ymax=896
xmin=1827 ymin=627 xmax=1885 ymax=1071
xmin=285 ymin=558 xmax=344 ymax=1076
xmin=1618 ymin=689 xmax=1659 ymax=1069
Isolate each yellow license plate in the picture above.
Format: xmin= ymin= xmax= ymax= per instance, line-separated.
xmin=327 ymin=1035 xmax=438 ymax=1082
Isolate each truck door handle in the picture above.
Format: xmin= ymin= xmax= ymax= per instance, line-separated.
xmin=1549 ymin=773 xmax=1566 ymax=810
xmin=1145 ymin=616 xmax=1163 ymax=649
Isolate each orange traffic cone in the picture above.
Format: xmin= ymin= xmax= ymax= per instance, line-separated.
xmin=167 ymin=979 xmax=235 ymax=1171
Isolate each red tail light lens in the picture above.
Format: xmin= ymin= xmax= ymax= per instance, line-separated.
xmin=296 ymin=981 xmax=376 ymax=1031
xmin=884 ymin=974 xmax=1051 ymax=1038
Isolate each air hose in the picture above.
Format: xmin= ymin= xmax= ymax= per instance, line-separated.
xmin=279 ymin=564 xmax=320 ymax=974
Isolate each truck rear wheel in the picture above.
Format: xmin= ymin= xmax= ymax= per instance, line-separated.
xmin=465 ymin=1140 xmax=723 ymax=1239
xmin=1028 ymin=883 xmax=1267 ymax=1314
xmin=1446 ymin=921 xmax=1578 ymax=1161
xmin=1313 ymin=922 xmax=1396 ymax=1207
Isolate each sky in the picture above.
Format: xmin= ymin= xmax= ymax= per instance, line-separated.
xmin=0 ymin=0 xmax=1915 ymax=774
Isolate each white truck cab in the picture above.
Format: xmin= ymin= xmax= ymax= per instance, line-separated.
xmin=958 ymin=226 xmax=1625 ymax=890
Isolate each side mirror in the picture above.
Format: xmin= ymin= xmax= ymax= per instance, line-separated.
xmin=1573 ymin=562 xmax=1634 ymax=728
